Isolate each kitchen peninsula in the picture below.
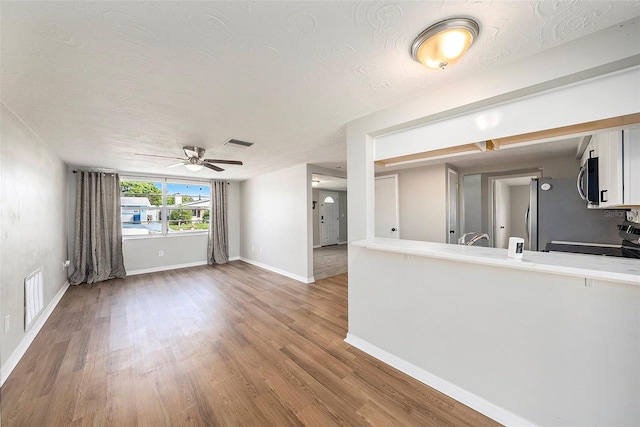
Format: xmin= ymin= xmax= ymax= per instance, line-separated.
xmin=347 ymin=239 xmax=639 ymax=426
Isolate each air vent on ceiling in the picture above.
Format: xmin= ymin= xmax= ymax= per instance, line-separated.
xmin=223 ymin=138 xmax=254 ymax=148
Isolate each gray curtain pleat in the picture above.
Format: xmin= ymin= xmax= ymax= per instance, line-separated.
xmin=208 ymin=180 xmax=229 ymax=265
xmin=69 ymin=171 xmax=126 ymax=285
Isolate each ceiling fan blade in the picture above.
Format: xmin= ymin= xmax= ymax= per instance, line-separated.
xmin=203 ymin=162 xmax=224 ymax=172
xmin=167 ymin=162 xmax=186 ymax=168
xmin=135 ymin=152 xmax=185 ymax=160
xmin=203 ymin=159 xmax=243 ymax=165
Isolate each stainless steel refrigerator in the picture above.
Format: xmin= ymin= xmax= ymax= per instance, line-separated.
xmin=528 ymin=177 xmax=623 ymax=251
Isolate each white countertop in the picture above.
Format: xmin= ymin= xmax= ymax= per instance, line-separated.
xmin=352 ymin=238 xmax=640 ymax=286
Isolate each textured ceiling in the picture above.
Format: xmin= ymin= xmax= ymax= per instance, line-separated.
xmin=2 ymin=1 xmax=639 ymax=180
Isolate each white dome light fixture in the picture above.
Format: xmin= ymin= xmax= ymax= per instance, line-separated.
xmin=184 ymin=160 xmax=204 ymax=171
xmin=411 ymin=18 xmax=479 ymax=70
xmin=184 ymin=163 xmax=204 ymax=171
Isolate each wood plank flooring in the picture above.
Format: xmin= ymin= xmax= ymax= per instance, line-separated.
xmin=1 ymin=262 xmax=500 ymax=426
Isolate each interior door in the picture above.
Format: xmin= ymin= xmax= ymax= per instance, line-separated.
xmin=319 ymin=191 xmax=339 ymax=246
xmin=375 ymin=175 xmax=399 ymax=238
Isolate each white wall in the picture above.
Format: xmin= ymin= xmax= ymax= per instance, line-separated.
xmin=240 ymin=164 xmax=311 ymax=283
xmin=457 ymin=151 xmax=579 ymax=179
xmin=509 ymin=185 xmax=530 ymax=247
xmin=462 ymin=174 xmax=483 ymax=236
xmin=346 ymin=20 xmax=640 ymax=426
xmin=123 ymin=235 xmax=208 ymax=273
xmin=227 ymin=181 xmax=241 ymax=259
xmin=379 ymin=164 xmax=447 ymax=242
xmin=0 ymin=103 xmax=69 ymax=373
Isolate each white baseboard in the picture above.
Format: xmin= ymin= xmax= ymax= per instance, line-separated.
xmin=229 ymin=256 xmax=240 ymax=261
xmin=1 ymin=280 xmax=70 ymax=387
xmin=239 ymin=257 xmax=314 ymax=284
xmin=313 ymin=245 xmax=321 ymax=249
xmin=344 ymin=333 xmax=537 ymax=427
xmin=126 ymin=260 xmax=208 ymax=276
xmin=339 ymin=241 xmax=347 ymax=245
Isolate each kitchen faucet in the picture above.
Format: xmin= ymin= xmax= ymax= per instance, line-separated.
xmin=458 ymin=232 xmax=476 ymax=245
xmin=466 ymin=233 xmax=490 ymax=246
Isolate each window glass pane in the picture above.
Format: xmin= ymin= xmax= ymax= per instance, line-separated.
xmin=167 ymin=208 xmax=210 ymax=233
xmin=166 ymin=183 xmax=210 ymax=233
xmin=120 ymin=180 xmax=162 ymax=205
xmin=166 ymin=182 xmax=211 ymax=206
xmin=121 ymin=207 xmax=163 ymax=235
xmin=324 ymin=196 xmax=335 ymax=203
xmin=121 ymin=180 xmax=163 ymax=235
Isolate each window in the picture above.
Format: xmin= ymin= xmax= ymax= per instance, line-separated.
xmin=323 ymin=195 xmax=335 ymax=203
xmin=120 ymin=178 xmax=210 ymax=237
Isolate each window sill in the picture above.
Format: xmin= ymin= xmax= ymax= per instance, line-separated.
xmin=122 ymin=231 xmax=208 ymax=241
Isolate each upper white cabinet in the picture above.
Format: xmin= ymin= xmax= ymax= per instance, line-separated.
xmin=587 ymin=127 xmax=640 ymax=208
xmin=622 ymin=127 xmax=640 ymax=206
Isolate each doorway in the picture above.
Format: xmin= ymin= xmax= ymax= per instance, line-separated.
xmin=489 ymin=172 xmax=541 ymax=249
xmin=312 ymin=174 xmax=348 ymax=280
xmin=319 ymin=191 xmax=339 ymax=246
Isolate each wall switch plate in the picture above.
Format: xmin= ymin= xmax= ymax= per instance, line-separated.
xmin=4 ymin=315 xmax=10 ymax=333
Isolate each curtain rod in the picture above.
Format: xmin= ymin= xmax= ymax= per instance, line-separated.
xmin=74 ymin=170 xmax=232 ymax=184
xmin=72 ymin=170 xmax=118 ymax=174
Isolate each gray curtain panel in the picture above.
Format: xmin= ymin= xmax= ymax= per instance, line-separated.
xmin=69 ymin=171 xmax=126 ymax=285
xmin=208 ymin=180 xmax=229 ymax=265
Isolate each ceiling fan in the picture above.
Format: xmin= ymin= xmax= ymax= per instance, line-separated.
xmin=136 ymin=146 xmax=243 ymax=172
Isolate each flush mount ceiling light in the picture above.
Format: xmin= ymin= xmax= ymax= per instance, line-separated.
xmin=411 ymin=18 xmax=479 ymax=70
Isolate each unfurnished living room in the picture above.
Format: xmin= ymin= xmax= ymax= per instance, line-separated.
xmin=1 ymin=2 xmax=640 ymax=426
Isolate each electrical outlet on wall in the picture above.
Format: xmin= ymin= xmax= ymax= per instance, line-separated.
xmin=158 ymin=250 xmax=164 ymax=257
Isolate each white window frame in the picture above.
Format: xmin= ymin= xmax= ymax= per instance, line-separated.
xmin=120 ymin=175 xmax=211 ymax=239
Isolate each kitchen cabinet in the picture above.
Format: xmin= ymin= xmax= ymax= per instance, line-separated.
xmin=594 ymin=130 xmax=623 ymax=207
xmin=622 ymin=127 xmax=640 ymax=205
xmin=584 ymin=127 xmax=640 ymax=208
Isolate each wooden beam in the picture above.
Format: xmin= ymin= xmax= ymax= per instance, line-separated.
xmin=375 ymin=143 xmax=481 ymax=166
xmin=491 ymin=113 xmax=640 ymax=147
xmin=375 ymin=113 xmax=640 ymax=166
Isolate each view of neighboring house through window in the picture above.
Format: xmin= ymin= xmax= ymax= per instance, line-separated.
xmin=120 ymin=178 xmax=211 ymax=236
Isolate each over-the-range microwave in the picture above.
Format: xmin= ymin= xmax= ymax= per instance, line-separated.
xmin=578 ymin=155 xmax=599 ymax=206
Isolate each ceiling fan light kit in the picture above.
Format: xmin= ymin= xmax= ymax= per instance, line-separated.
xmin=411 ymin=17 xmax=479 ymax=70
xmin=135 ymin=146 xmax=243 ymax=172
xmin=184 ymin=162 xmax=204 ymax=172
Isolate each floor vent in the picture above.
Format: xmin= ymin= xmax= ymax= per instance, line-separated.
xmin=223 ymin=138 xmax=254 ymax=148
xmin=24 ymin=268 xmax=44 ymax=330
